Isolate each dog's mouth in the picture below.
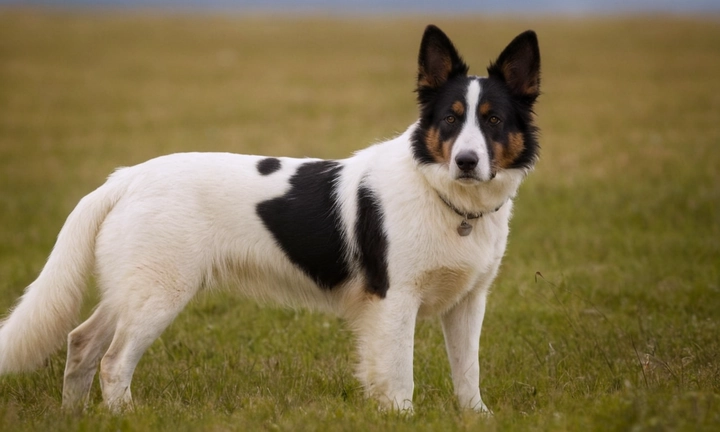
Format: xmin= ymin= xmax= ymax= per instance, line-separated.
xmin=455 ymin=174 xmax=481 ymax=185
xmin=456 ymin=172 xmax=496 ymax=183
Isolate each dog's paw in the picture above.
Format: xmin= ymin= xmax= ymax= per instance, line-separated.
xmin=466 ymin=398 xmax=493 ymax=416
xmin=458 ymin=393 xmax=493 ymax=415
xmin=475 ymin=402 xmax=493 ymax=416
xmin=375 ymin=396 xmax=414 ymax=416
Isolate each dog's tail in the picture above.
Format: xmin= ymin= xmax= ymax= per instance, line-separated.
xmin=0 ymin=172 xmax=128 ymax=374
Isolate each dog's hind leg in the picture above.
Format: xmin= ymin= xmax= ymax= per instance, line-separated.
xmin=98 ymin=279 xmax=198 ymax=412
xmin=62 ymin=305 xmax=117 ymax=411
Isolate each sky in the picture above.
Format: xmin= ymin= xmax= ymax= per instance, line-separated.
xmin=3 ymin=0 xmax=720 ymax=15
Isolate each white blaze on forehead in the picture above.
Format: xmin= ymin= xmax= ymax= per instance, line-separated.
xmin=465 ymin=79 xmax=481 ymax=127
xmin=450 ymin=79 xmax=492 ymax=181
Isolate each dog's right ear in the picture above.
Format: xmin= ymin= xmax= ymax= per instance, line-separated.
xmin=416 ymin=25 xmax=468 ymax=94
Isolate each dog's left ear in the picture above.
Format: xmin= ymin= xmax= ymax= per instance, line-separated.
xmin=488 ymin=30 xmax=541 ymax=102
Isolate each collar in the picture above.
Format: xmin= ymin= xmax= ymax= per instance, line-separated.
xmin=436 ymin=192 xmax=505 ymax=220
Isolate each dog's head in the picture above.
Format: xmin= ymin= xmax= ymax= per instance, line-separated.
xmin=411 ymin=25 xmax=540 ymax=185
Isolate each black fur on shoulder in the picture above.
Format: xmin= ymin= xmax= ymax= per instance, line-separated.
xmin=355 ymin=183 xmax=390 ymax=298
xmin=256 ymin=161 xmax=350 ymax=289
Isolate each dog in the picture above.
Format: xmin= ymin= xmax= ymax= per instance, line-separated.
xmin=0 ymin=25 xmax=540 ymax=413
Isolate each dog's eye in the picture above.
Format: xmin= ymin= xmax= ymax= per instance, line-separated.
xmin=488 ymin=116 xmax=501 ymax=125
xmin=445 ymin=115 xmax=456 ymax=124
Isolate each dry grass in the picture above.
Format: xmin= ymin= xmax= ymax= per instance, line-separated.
xmin=1 ymin=9 xmax=719 ymax=431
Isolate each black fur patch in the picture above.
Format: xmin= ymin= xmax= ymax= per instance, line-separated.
xmin=478 ymin=77 xmax=539 ymax=170
xmin=412 ymin=75 xmax=472 ymax=165
xmin=256 ymin=157 xmax=281 ymax=175
xmin=355 ymin=184 xmax=390 ymax=298
xmin=256 ymin=161 xmax=349 ymax=289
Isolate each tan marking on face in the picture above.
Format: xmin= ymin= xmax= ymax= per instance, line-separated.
xmin=494 ymin=132 xmax=525 ymax=169
xmin=426 ymin=127 xmax=453 ymax=164
xmin=441 ymin=138 xmax=453 ymax=162
xmin=451 ymin=101 xmax=465 ymax=116
xmin=479 ymin=102 xmax=492 ymax=117
xmin=426 ymin=127 xmax=443 ymax=162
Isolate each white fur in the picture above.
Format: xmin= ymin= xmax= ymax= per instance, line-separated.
xmin=450 ymin=79 xmax=493 ymax=182
xmin=0 ymin=111 xmax=527 ymax=413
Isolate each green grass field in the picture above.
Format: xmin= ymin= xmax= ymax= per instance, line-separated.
xmin=1 ymin=9 xmax=719 ymax=431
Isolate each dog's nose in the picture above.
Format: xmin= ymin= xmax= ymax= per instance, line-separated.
xmin=455 ymin=151 xmax=478 ymax=172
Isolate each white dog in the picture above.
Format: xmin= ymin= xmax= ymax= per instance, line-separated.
xmin=0 ymin=25 xmax=540 ymax=413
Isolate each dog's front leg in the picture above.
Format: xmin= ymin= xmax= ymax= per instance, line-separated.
xmin=441 ymin=287 xmax=491 ymax=413
xmin=351 ymin=289 xmax=420 ymax=412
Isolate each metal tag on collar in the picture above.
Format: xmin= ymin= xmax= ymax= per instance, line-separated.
xmin=457 ymin=219 xmax=473 ymax=236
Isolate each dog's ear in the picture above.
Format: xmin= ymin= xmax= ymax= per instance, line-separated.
xmin=487 ymin=30 xmax=541 ymax=102
xmin=417 ymin=25 xmax=468 ymax=92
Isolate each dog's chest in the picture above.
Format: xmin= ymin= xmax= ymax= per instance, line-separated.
xmin=401 ymin=216 xmax=508 ymax=317
xmin=415 ymin=266 xmax=475 ymax=316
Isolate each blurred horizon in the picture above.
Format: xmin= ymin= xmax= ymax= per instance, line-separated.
xmin=2 ymin=0 xmax=720 ymax=15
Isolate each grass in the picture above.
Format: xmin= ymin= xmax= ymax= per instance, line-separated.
xmin=1 ymin=9 xmax=719 ymax=431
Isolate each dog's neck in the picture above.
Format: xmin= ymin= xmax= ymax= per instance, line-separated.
xmin=436 ymin=191 xmax=506 ymax=220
